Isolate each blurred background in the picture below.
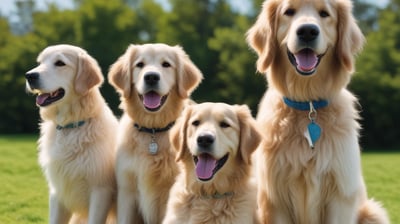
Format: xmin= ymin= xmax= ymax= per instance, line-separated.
xmin=0 ymin=0 xmax=399 ymax=150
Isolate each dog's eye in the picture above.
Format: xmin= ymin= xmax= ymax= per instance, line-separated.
xmin=192 ymin=120 xmax=200 ymax=126
xmin=220 ymin=121 xmax=230 ymax=128
xmin=162 ymin=62 xmax=171 ymax=68
xmin=319 ymin=10 xmax=330 ymax=18
xmin=136 ymin=62 xmax=144 ymax=68
xmin=54 ymin=60 xmax=66 ymax=66
xmin=284 ymin=8 xmax=296 ymax=16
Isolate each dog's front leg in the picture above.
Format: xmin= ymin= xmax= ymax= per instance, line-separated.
xmin=49 ymin=193 xmax=71 ymax=224
xmin=325 ymin=193 xmax=358 ymax=224
xmin=88 ymin=187 xmax=113 ymax=224
xmin=117 ymin=186 xmax=144 ymax=224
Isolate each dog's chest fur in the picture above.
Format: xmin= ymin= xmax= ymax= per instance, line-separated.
xmin=257 ymin=89 xmax=363 ymax=222
xmin=123 ymin=126 xmax=178 ymax=222
xmin=39 ymin=120 xmax=116 ymax=212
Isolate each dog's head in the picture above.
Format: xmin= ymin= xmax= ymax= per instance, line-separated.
xmin=246 ymin=0 xmax=364 ymax=98
xmin=171 ymin=103 xmax=261 ymax=182
xmin=108 ymin=43 xmax=203 ymax=114
xmin=25 ymin=44 xmax=103 ymax=107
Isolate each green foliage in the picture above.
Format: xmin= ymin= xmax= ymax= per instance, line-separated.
xmin=208 ymin=15 xmax=265 ymax=111
xmin=0 ymin=0 xmax=399 ymax=148
xmin=351 ymin=0 xmax=400 ymax=148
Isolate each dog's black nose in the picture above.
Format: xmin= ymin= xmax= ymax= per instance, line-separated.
xmin=297 ymin=24 xmax=319 ymax=42
xmin=144 ymin=72 xmax=160 ymax=86
xmin=25 ymin=72 xmax=40 ymax=85
xmin=197 ymin=133 xmax=215 ymax=148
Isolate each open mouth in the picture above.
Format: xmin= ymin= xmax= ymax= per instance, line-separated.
xmin=36 ymin=88 xmax=65 ymax=107
xmin=139 ymin=91 xmax=168 ymax=112
xmin=193 ymin=153 xmax=229 ymax=181
xmin=287 ymin=48 xmax=324 ymax=76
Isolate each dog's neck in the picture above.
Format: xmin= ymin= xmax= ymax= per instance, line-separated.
xmin=56 ymin=120 xmax=87 ymax=130
xmin=133 ymin=121 xmax=175 ymax=134
xmin=283 ymin=97 xmax=329 ymax=111
xmin=199 ymin=191 xmax=235 ymax=200
xmin=282 ymin=97 xmax=329 ymax=149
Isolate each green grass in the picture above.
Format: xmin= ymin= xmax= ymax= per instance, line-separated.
xmin=0 ymin=135 xmax=398 ymax=223
xmin=362 ymin=152 xmax=400 ymax=223
xmin=0 ymin=135 xmax=48 ymax=223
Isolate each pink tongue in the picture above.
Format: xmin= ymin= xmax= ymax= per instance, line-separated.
xmin=195 ymin=154 xmax=217 ymax=180
xmin=36 ymin=94 xmax=50 ymax=105
xmin=294 ymin=49 xmax=318 ymax=71
xmin=143 ymin=91 xmax=161 ymax=109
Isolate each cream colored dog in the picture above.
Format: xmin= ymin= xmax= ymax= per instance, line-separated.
xmin=25 ymin=44 xmax=118 ymax=224
xmin=108 ymin=43 xmax=203 ymax=224
xmin=246 ymin=0 xmax=389 ymax=223
xmin=163 ymin=102 xmax=261 ymax=224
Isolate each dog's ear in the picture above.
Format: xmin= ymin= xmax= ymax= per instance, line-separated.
xmin=74 ymin=52 xmax=104 ymax=95
xmin=336 ymin=0 xmax=365 ymax=72
xmin=246 ymin=0 xmax=280 ymax=73
xmin=108 ymin=44 xmax=135 ymax=98
xmin=175 ymin=46 xmax=203 ymax=98
xmin=170 ymin=106 xmax=192 ymax=162
xmin=235 ymin=105 xmax=262 ymax=165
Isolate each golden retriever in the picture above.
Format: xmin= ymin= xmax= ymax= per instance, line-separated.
xmin=25 ymin=44 xmax=118 ymax=224
xmin=163 ymin=102 xmax=261 ymax=224
xmin=108 ymin=43 xmax=203 ymax=223
xmin=246 ymin=0 xmax=390 ymax=223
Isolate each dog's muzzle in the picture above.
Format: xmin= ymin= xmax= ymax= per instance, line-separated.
xmin=287 ymin=24 xmax=325 ymax=76
xmin=193 ymin=132 xmax=229 ymax=182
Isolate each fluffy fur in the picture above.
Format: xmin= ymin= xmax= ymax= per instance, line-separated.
xmin=246 ymin=0 xmax=389 ymax=223
xmin=108 ymin=43 xmax=203 ymax=224
xmin=163 ymin=103 xmax=261 ymax=224
xmin=25 ymin=44 xmax=118 ymax=224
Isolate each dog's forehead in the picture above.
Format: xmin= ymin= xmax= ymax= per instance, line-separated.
xmin=190 ymin=103 xmax=238 ymax=122
xmin=136 ymin=45 xmax=177 ymax=61
xmin=37 ymin=46 xmax=82 ymax=64
xmin=280 ymin=0 xmax=335 ymax=10
xmin=133 ymin=52 xmax=176 ymax=69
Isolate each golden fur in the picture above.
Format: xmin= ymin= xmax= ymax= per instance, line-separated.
xmin=25 ymin=44 xmax=118 ymax=224
xmin=246 ymin=0 xmax=389 ymax=223
xmin=108 ymin=43 xmax=203 ymax=223
xmin=163 ymin=103 xmax=261 ymax=224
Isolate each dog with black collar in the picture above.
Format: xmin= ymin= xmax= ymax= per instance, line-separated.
xmin=108 ymin=43 xmax=203 ymax=224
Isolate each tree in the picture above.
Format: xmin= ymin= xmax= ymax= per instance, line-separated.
xmin=351 ymin=0 xmax=400 ymax=148
xmin=353 ymin=0 xmax=380 ymax=34
xmin=208 ymin=15 xmax=265 ymax=113
xmin=159 ymin=0 xmax=251 ymax=104
xmin=0 ymin=21 xmax=43 ymax=132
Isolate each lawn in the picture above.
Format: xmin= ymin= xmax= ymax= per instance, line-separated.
xmin=0 ymin=135 xmax=398 ymax=223
xmin=0 ymin=135 xmax=47 ymax=223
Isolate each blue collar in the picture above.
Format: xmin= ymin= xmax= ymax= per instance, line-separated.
xmin=283 ymin=97 xmax=329 ymax=111
xmin=56 ymin=120 xmax=86 ymax=130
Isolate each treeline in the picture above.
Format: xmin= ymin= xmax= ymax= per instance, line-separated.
xmin=0 ymin=0 xmax=399 ymax=149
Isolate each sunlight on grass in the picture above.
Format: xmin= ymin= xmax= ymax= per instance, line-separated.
xmin=362 ymin=152 xmax=400 ymax=223
xmin=0 ymin=135 xmax=48 ymax=223
xmin=0 ymin=135 xmax=398 ymax=223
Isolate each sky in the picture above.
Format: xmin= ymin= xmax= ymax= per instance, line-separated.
xmin=0 ymin=0 xmax=389 ymax=22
